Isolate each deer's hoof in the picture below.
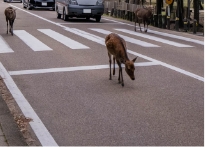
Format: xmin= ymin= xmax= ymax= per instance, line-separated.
xmin=121 ymin=83 xmax=124 ymax=87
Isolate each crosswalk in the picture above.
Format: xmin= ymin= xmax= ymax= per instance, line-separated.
xmin=0 ymin=28 xmax=203 ymax=53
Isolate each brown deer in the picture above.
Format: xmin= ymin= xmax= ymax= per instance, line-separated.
xmin=5 ymin=7 xmax=16 ymax=36
xmin=105 ymin=33 xmax=137 ymax=87
xmin=134 ymin=7 xmax=153 ymax=32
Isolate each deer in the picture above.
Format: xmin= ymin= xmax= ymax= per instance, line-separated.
xmin=4 ymin=7 xmax=16 ymax=36
xmin=105 ymin=33 xmax=137 ymax=87
xmin=134 ymin=7 xmax=153 ymax=33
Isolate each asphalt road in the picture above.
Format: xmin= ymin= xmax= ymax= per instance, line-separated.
xmin=0 ymin=1 xmax=204 ymax=146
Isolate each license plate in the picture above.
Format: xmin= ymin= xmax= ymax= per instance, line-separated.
xmin=42 ymin=2 xmax=47 ymax=6
xmin=83 ymin=9 xmax=91 ymax=13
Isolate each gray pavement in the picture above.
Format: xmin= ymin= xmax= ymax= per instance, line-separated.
xmin=0 ymin=93 xmax=27 ymax=146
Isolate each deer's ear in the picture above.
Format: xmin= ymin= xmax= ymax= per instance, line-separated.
xmin=132 ymin=57 xmax=138 ymax=62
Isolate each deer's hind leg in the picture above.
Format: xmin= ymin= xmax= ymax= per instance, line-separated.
xmin=139 ymin=19 xmax=142 ymax=32
xmin=108 ymin=53 xmax=112 ymax=80
xmin=6 ymin=19 xmax=8 ymax=34
xmin=10 ymin=20 xmax=14 ymax=35
xmin=113 ymin=56 xmax=115 ymax=75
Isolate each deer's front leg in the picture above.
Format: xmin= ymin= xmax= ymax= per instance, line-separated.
xmin=108 ymin=53 xmax=112 ymax=80
xmin=116 ymin=60 xmax=121 ymax=84
xmin=139 ymin=22 xmax=142 ymax=32
xmin=10 ymin=20 xmax=14 ymax=36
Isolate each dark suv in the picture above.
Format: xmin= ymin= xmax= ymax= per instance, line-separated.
xmin=23 ymin=0 xmax=55 ymax=10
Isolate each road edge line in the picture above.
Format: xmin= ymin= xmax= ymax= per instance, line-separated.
xmin=0 ymin=62 xmax=58 ymax=146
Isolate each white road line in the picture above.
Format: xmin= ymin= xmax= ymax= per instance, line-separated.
xmin=115 ymin=29 xmax=193 ymax=47
xmin=0 ymin=62 xmax=58 ymax=146
xmin=102 ymin=18 xmax=134 ymax=26
xmin=5 ymin=5 xmax=204 ymax=145
xmin=147 ymin=29 xmax=204 ymax=45
xmin=127 ymin=50 xmax=204 ymax=82
xmin=65 ymin=28 xmax=105 ymax=45
xmin=65 ymin=28 xmax=203 ymax=82
xmin=0 ymin=36 xmax=14 ymax=53
xmin=90 ymin=28 xmax=159 ymax=47
xmin=102 ymin=18 xmax=204 ymax=45
xmin=58 ymin=23 xmax=118 ymax=24
xmin=9 ymin=62 xmax=159 ymax=75
xmin=38 ymin=29 xmax=89 ymax=49
xmin=13 ymin=30 xmax=52 ymax=51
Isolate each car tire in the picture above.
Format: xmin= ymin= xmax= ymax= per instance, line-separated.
xmin=86 ymin=16 xmax=90 ymax=21
xmin=63 ymin=9 xmax=68 ymax=21
xmin=96 ymin=16 xmax=101 ymax=22
xmin=57 ymin=11 xmax=61 ymax=19
xmin=28 ymin=5 xmax=32 ymax=10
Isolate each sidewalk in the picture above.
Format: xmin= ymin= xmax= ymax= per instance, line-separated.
xmin=0 ymin=123 xmax=8 ymax=146
xmin=0 ymin=93 xmax=28 ymax=146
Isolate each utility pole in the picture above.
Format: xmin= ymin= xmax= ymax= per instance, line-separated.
xmin=194 ymin=0 xmax=199 ymax=25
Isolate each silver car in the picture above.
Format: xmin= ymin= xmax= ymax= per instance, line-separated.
xmin=56 ymin=0 xmax=104 ymax=22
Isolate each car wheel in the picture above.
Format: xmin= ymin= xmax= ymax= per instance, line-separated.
xmin=96 ymin=16 xmax=101 ymax=22
xmin=57 ymin=11 xmax=61 ymax=19
xmin=86 ymin=16 xmax=90 ymax=21
xmin=27 ymin=5 xmax=32 ymax=10
xmin=63 ymin=9 xmax=68 ymax=21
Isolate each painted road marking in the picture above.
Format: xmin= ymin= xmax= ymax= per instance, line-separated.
xmin=5 ymin=4 xmax=204 ymax=146
xmin=58 ymin=23 xmax=118 ymax=25
xmin=38 ymin=29 xmax=89 ymax=49
xmin=115 ymin=29 xmax=193 ymax=47
xmin=8 ymin=62 xmax=159 ymax=75
xmin=102 ymin=18 xmax=204 ymax=46
xmin=9 ymin=4 xmax=204 ymax=82
xmin=65 ymin=28 xmax=105 ymax=45
xmin=0 ymin=62 xmax=58 ymax=146
xmin=0 ymin=36 xmax=14 ymax=53
xmin=90 ymin=28 xmax=159 ymax=47
xmin=13 ymin=30 xmax=52 ymax=51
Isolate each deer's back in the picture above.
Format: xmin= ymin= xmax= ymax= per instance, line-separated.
xmin=105 ymin=33 xmax=127 ymax=57
xmin=5 ymin=7 xmax=16 ymax=20
xmin=135 ymin=7 xmax=152 ymax=20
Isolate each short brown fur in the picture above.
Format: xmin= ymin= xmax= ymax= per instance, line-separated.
xmin=5 ymin=7 xmax=16 ymax=36
xmin=134 ymin=7 xmax=153 ymax=32
xmin=105 ymin=33 xmax=137 ymax=87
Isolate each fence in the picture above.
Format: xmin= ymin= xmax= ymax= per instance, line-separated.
xmin=104 ymin=1 xmax=155 ymax=22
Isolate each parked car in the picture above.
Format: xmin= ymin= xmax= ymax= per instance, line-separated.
xmin=23 ymin=0 xmax=55 ymax=10
xmin=55 ymin=0 xmax=104 ymax=22
xmin=5 ymin=0 xmax=22 ymax=2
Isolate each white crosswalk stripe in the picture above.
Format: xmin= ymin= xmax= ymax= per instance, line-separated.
xmin=0 ymin=36 xmax=14 ymax=53
xmin=0 ymin=28 xmax=203 ymax=54
xmin=90 ymin=28 xmax=159 ymax=47
xmin=115 ymin=29 xmax=193 ymax=47
xmin=143 ymin=29 xmax=204 ymax=45
xmin=13 ymin=30 xmax=52 ymax=51
xmin=38 ymin=29 xmax=89 ymax=49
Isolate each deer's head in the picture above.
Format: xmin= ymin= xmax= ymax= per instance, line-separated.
xmin=125 ymin=57 xmax=137 ymax=80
